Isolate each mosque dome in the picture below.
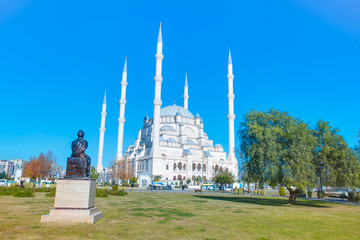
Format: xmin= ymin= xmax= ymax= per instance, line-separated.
xmin=160 ymin=104 xmax=194 ymax=118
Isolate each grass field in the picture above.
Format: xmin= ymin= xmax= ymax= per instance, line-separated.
xmin=0 ymin=192 xmax=359 ymax=240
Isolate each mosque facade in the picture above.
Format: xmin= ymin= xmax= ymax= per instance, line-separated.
xmin=97 ymin=25 xmax=238 ymax=187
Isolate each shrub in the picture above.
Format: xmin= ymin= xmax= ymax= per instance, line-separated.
xmin=109 ymin=190 xmax=128 ymax=197
xmin=112 ymin=185 xmax=119 ymax=191
xmin=14 ymin=189 xmax=34 ymax=197
xmin=0 ymin=187 xmax=21 ymax=196
xmin=239 ymin=187 xmax=244 ymax=195
xmin=41 ymin=183 xmax=46 ymax=188
xmin=307 ymin=190 xmax=313 ymax=198
xmin=260 ymin=190 xmax=266 ymax=195
xmin=348 ymin=192 xmax=355 ymax=202
xmin=297 ymin=189 xmax=306 ymax=198
xmin=45 ymin=189 xmax=56 ymax=198
xmin=279 ymin=187 xmax=285 ymax=196
xmin=49 ymin=184 xmax=56 ymax=188
xmin=34 ymin=187 xmax=53 ymax=192
xmin=355 ymin=193 xmax=360 ymax=203
xmin=317 ymin=190 xmax=325 ymax=199
xmin=23 ymin=182 xmax=35 ymax=188
xmin=96 ymin=189 xmax=109 ymax=197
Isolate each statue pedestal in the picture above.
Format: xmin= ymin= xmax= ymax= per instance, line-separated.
xmin=41 ymin=178 xmax=102 ymax=224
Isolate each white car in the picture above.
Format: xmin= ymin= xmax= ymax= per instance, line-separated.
xmin=0 ymin=179 xmax=8 ymax=186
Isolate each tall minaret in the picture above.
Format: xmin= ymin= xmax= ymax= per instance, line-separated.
xmin=227 ymin=49 xmax=237 ymax=163
xmin=183 ymin=72 xmax=189 ymax=110
xmin=97 ymin=90 xmax=107 ymax=173
xmin=151 ymin=23 xmax=163 ymax=157
xmin=116 ymin=57 xmax=128 ymax=161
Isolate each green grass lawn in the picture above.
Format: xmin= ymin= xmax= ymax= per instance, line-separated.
xmin=0 ymin=192 xmax=359 ymax=240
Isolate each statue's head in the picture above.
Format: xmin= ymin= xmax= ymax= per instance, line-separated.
xmin=77 ymin=130 xmax=85 ymax=138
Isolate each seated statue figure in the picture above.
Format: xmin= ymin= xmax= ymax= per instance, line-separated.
xmin=65 ymin=130 xmax=91 ymax=177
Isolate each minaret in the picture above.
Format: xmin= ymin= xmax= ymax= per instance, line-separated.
xmin=116 ymin=57 xmax=128 ymax=161
xmin=183 ymin=72 xmax=189 ymax=110
xmin=151 ymin=23 xmax=163 ymax=157
xmin=97 ymin=90 xmax=107 ymax=173
xmin=227 ymin=49 xmax=237 ymax=164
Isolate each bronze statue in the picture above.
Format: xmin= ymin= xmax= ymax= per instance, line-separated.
xmin=65 ymin=130 xmax=91 ymax=177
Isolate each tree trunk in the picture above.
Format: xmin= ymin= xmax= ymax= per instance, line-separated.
xmin=287 ymin=187 xmax=300 ymax=205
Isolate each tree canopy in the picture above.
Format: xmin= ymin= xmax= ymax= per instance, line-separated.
xmin=215 ymin=168 xmax=236 ymax=186
xmin=239 ymin=109 xmax=360 ymax=204
xmin=22 ymin=151 xmax=54 ymax=179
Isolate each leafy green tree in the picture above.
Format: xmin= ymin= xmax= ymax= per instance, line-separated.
xmin=215 ymin=168 xmax=235 ymax=187
xmin=354 ymin=131 xmax=360 ymax=158
xmin=313 ymin=121 xmax=360 ymax=192
xmin=239 ymin=109 xmax=316 ymax=204
xmin=90 ymin=166 xmax=100 ymax=180
xmin=0 ymin=172 xmax=8 ymax=179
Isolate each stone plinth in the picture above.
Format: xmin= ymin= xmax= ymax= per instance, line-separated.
xmin=41 ymin=178 xmax=102 ymax=224
xmin=65 ymin=158 xmax=87 ymax=177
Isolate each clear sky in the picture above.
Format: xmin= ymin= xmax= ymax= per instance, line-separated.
xmin=0 ymin=0 xmax=359 ymax=169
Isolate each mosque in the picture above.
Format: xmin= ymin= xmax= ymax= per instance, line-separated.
xmin=96 ymin=25 xmax=238 ymax=187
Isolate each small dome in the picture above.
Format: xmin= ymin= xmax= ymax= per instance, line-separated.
xmin=160 ymin=105 xmax=194 ymax=118
xmin=166 ymin=138 xmax=177 ymax=143
xmin=185 ymin=139 xmax=196 ymax=145
xmin=160 ymin=125 xmax=176 ymax=131
xmin=214 ymin=144 xmax=223 ymax=148
xmin=159 ymin=136 xmax=166 ymax=141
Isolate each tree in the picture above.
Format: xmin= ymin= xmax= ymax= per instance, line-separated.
xmin=0 ymin=172 xmax=8 ymax=179
xmin=313 ymin=121 xmax=360 ymax=192
xmin=239 ymin=109 xmax=315 ymax=204
xmin=354 ymin=131 xmax=360 ymax=158
xmin=112 ymin=160 xmax=134 ymax=180
xmin=90 ymin=166 xmax=100 ymax=180
xmin=215 ymin=168 xmax=235 ymax=187
xmin=194 ymin=176 xmax=201 ymax=185
xmin=22 ymin=151 xmax=54 ymax=179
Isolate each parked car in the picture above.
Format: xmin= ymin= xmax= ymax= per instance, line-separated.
xmin=0 ymin=179 xmax=8 ymax=186
xmin=223 ymin=187 xmax=233 ymax=192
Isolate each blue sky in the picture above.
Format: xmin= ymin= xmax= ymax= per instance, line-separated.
xmin=0 ymin=0 xmax=359 ymax=169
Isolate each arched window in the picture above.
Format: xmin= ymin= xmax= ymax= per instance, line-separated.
xmin=203 ymin=176 xmax=207 ymax=181
xmin=173 ymin=163 xmax=176 ymax=170
xmin=184 ymin=127 xmax=195 ymax=137
xmin=215 ymin=165 xmax=219 ymax=172
xmin=192 ymin=175 xmax=195 ymax=180
xmin=183 ymin=176 xmax=186 ymax=180
xmin=183 ymin=164 xmax=186 ymax=170
xmin=192 ymin=163 xmax=196 ymax=171
xmin=197 ymin=163 xmax=201 ymax=171
xmin=173 ymin=176 xmax=176 ymax=180
xmin=178 ymin=162 xmax=182 ymax=170
xmin=203 ymin=164 xmax=206 ymax=172
xmin=178 ymin=175 xmax=182 ymax=180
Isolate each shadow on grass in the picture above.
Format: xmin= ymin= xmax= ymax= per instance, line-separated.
xmin=193 ymin=195 xmax=331 ymax=208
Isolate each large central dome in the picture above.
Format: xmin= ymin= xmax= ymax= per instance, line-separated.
xmin=160 ymin=104 xmax=195 ymax=118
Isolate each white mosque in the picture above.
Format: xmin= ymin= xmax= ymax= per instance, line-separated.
xmin=96 ymin=24 xmax=238 ymax=187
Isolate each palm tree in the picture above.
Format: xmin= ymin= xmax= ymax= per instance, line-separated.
xmin=153 ymin=175 xmax=163 ymax=182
